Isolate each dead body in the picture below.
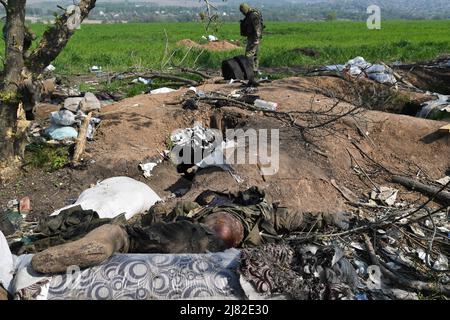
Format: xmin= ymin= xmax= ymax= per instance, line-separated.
xmin=30 ymin=187 xmax=352 ymax=274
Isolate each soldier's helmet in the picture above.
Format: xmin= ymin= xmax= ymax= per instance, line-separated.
xmin=239 ymin=3 xmax=251 ymax=14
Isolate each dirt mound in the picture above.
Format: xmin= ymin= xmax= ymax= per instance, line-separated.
xmin=2 ymin=76 xmax=449 ymax=217
xmin=177 ymin=39 xmax=241 ymax=51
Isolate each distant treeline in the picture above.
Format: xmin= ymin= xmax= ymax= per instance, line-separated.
xmin=3 ymin=0 xmax=450 ymax=22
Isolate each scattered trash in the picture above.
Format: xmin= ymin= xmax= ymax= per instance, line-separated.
xmin=436 ymin=176 xmax=450 ymax=186
xmin=7 ymin=199 xmax=18 ymax=209
xmin=51 ymin=109 xmax=77 ymax=126
xmin=208 ymin=35 xmax=218 ymax=42
xmin=50 ymin=177 xmax=161 ymax=220
xmin=44 ymin=124 xmax=78 ymax=141
xmin=19 ymin=197 xmax=31 ymax=215
xmin=44 ymin=64 xmax=56 ymax=72
xmin=139 ymin=162 xmax=159 ymax=179
xmin=433 ymin=254 xmax=448 ymax=271
xmin=254 ymin=99 xmax=278 ymax=111
xmin=170 ymin=123 xmax=237 ymax=173
xmin=131 ymin=77 xmax=152 ymax=85
xmin=86 ymin=117 xmax=101 ymax=140
xmin=418 ymin=94 xmax=450 ymax=119
xmin=150 ymin=87 xmax=177 ymax=94
xmin=370 ymin=186 xmax=398 ymax=206
xmin=187 ymin=86 xmax=197 ymax=94
xmin=324 ymin=56 xmax=397 ymax=85
xmin=90 ymin=65 xmax=102 ymax=73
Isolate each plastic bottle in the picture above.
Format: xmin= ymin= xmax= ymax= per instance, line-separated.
xmin=254 ymin=99 xmax=278 ymax=111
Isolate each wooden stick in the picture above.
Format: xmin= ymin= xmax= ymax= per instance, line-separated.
xmin=392 ymin=176 xmax=450 ymax=204
xmin=363 ymin=233 xmax=450 ymax=295
xmin=72 ymin=112 xmax=92 ymax=165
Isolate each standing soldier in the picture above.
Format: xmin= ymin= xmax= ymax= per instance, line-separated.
xmin=239 ymin=3 xmax=264 ymax=76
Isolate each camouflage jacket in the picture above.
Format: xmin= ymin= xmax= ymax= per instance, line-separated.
xmin=240 ymin=8 xmax=265 ymax=39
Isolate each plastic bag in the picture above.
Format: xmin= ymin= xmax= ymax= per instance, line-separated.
xmin=50 ymin=177 xmax=161 ymax=220
xmin=44 ymin=124 xmax=78 ymax=141
xmin=51 ymin=109 xmax=77 ymax=126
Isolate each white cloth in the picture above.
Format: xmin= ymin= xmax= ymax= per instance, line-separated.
xmin=51 ymin=177 xmax=161 ymax=220
xmin=0 ymin=231 xmax=14 ymax=293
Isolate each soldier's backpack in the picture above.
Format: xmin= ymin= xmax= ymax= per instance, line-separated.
xmin=240 ymin=8 xmax=266 ymax=37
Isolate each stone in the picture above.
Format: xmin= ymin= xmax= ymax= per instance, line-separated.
xmin=80 ymin=92 xmax=101 ymax=112
xmin=64 ymin=97 xmax=83 ymax=113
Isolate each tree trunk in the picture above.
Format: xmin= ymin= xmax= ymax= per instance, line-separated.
xmin=1 ymin=0 xmax=98 ymax=179
xmin=0 ymin=0 xmax=27 ymax=179
xmin=3 ymin=0 xmax=27 ymax=90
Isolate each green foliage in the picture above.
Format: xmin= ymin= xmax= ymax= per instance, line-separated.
xmin=125 ymin=83 xmax=148 ymax=98
xmin=25 ymin=143 xmax=70 ymax=172
xmin=0 ymin=20 xmax=449 ymax=74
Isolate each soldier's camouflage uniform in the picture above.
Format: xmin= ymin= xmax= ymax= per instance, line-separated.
xmin=240 ymin=8 xmax=264 ymax=73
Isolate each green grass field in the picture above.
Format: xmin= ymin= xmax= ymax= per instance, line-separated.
xmin=3 ymin=20 xmax=450 ymax=74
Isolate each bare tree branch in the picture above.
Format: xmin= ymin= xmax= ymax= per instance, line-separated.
xmin=0 ymin=0 xmax=8 ymax=11
xmin=25 ymin=0 xmax=97 ymax=75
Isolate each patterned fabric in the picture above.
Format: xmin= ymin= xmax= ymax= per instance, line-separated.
xmin=44 ymin=250 xmax=243 ymax=300
xmin=15 ymin=279 xmax=51 ymax=300
xmin=239 ymin=244 xmax=305 ymax=298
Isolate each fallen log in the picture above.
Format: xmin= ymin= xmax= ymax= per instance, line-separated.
xmin=72 ymin=112 xmax=92 ymax=165
xmin=392 ymin=175 xmax=450 ymax=204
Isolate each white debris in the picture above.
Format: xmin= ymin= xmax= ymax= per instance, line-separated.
xmin=132 ymin=77 xmax=151 ymax=85
xmin=7 ymin=199 xmax=19 ymax=208
xmin=254 ymin=99 xmax=278 ymax=111
xmin=50 ymin=177 xmax=161 ymax=220
xmin=325 ymin=56 xmax=397 ymax=85
xmin=433 ymin=254 xmax=448 ymax=271
xmin=44 ymin=64 xmax=56 ymax=72
xmin=90 ymin=65 xmax=102 ymax=73
xmin=187 ymin=86 xmax=197 ymax=94
xmin=208 ymin=35 xmax=218 ymax=42
xmin=418 ymin=94 xmax=450 ymax=119
xmin=150 ymin=87 xmax=177 ymax=94
xmin=436 ymin=176 xmax=450 ymax=186
xmin=86 ymin=117 xmax=101 ymax=140
xmin=370 ymin=186 xmax=399 ymax=206
xmin=139 ymin=162 xmax=159 ymax=179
